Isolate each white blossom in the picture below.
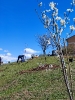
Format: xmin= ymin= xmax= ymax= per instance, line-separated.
xmin=73 ymin=0 xmax=75 ymax=5
xmin=73 ymin=18 xmax=75 ymax=21
xmin=49 ymin=2 xmax=55 ymax=10
xmin=42 ymin=11 xmax=45 ymax=13
xmin=42 ymin=13 xmax=46 ymax=19
xmin=52 ymin=33 xmax=56 ymax=38
xmin=67 ymin=9 xmax=74 ymax=12
xmin=70 ymin=25 xmax=75 ymax=31
xmin=56 ymin=16 xmax=61 ymax=20
xmin=47 ymin=40 xmax=50 ymax=44
xmin=67 ymin=17 xmax=70 ymax=21
xmin=47 ymin=38 xmax=51 ymax=44
xmin=66 ymin=33 xmax=70 ymax=38
xmin=55 ymin=8 xmax=58 ymax=15
xmin=71 ymin=3 xmax=72 ymax=5
xmin=44 ymin=18 xmax=51 ymax=28
xmin=44 ymin=25 xmax=48 ymax=28
xmin=60 ymin=19 xmax=66 ymax=26
xmin=38 ymin=0 xmax=75 ymax=47
xmin=52 ymin=8 xmax=58 ymax=16
xmin=45 ymin=9 xmax=51 ymax=12
xmin=59 ymin=28 xmax=63 ymax=34
xmin=38 ymin=2 xmax=42 ymax=7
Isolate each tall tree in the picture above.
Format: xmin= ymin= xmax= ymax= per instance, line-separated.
xmin=36 ymin=0 xmax=75 ymax=100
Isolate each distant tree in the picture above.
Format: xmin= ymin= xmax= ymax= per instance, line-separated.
xmin=37 ymin=34 xmax=50 ymax=55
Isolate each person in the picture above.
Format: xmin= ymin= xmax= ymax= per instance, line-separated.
xmin=17 ymin=55 xmax=25 ymax=63
xmin=0 ymin=57 xmax=1 ymax=65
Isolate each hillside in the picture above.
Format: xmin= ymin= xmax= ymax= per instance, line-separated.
xmin=0 ymin=56 xmax=75 ymax=100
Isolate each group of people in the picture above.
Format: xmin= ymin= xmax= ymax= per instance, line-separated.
xmin=0 ymin=55 xmax=25 ymax=64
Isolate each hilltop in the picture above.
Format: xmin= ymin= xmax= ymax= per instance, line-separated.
xmin=0 ymin=56 xmax=75 ymax=100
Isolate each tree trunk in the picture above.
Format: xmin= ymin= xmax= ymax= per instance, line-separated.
xmin=58 ymin=46 xmax=73 ymax=100
xmin=43 ymin=50 xmax=46 ymax=61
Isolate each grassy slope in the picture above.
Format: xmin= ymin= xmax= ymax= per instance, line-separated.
xmin=0 ymin=56 xmax=75 ymax=100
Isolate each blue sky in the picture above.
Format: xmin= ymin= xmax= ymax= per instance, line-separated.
xmin=0 ymin=0 xmax=75 ymax=63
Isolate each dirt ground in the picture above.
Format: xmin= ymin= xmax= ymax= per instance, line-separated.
xmin=19 ymin=64 xmax=60 ymax=74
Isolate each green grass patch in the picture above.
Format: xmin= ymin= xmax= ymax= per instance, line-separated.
xmin=0 ymin=56 xmax=75 ymax=100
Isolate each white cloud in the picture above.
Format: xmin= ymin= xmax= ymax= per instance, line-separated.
xmin=0 ymin=48 xmax=40 ymax=63
xmin=24 ymin=53 xmax=32 ymax=59
xmin=0 ymin=54 xmax=17 ymax=63
xmin=24 ymin=48 xmax=40 ymax=59
xmin=24 ymin=48 xmax=39 ymax=54
xmin=4 ymin=50 xmax=9 ymax=52
xmin=6 ymin=53 xmax=12 ymax=56
xmin=0 ymin=48 xmax=3 ymax=50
